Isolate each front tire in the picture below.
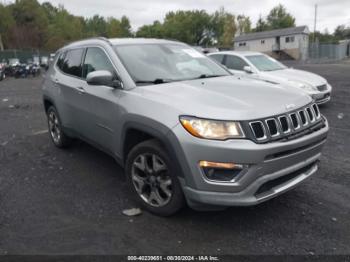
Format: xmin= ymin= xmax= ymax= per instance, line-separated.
xmin=125 ymin=139 xmax=185 ymax=216
xmin=47 ymin=106 xmax=72 ymax=148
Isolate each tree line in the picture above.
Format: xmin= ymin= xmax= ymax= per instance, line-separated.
xmin=0 ymin=1 xmax=349 ymax=52
xmin=0 ymin=0 xmax=133 ymax=51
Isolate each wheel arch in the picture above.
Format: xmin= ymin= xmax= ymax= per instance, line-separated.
xmin=43 ymin=95 xmax=56 ymax=112
xmin=120 ymin=117 xmax=186 ymax=179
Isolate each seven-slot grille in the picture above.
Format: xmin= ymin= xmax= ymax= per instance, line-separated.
xmin=249 ymin=103 xmax=322 ymax=143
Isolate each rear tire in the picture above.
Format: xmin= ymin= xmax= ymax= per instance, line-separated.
xmin=125 ymin=139 xmax=185 ymax=216
xmin=46 ymin=106 xmax=72 ymax=148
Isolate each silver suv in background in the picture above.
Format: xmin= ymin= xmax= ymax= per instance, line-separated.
xmin=209 ymin=51 xmax=332 ymax=104
xmin=42 ymin=38 xmax=328 ymax=216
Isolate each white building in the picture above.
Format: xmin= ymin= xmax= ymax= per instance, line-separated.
xmin=234 ymin=26 xmax=310 ymax=60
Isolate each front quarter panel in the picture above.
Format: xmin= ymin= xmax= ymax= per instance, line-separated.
xmin=115 ymin=88 xmax=182 ymax=159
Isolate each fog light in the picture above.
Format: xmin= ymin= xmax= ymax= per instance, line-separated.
xmin=199 ymin=161 xmax=244 ymax=182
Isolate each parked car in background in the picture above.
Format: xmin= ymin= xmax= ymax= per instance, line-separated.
xmin=192 ymin=46 xmax=205 ymax=53
xmin=8 ymin=58 xmax=20 ymax=67
xmin=202 ymin=47 xmax=219 ymax=54
xmin=0 ymin=63 xmax=5 ymax=81
xmin=14 ymin=63 xmax=29 ymax=78
xmin=209 ymin=51 xmax=332 ymax=104
xmin=49 ymin=53 xmax=56 ymax=63
xmin=41 ymin=56 xmax=49 ymax=69
xmin=43 ymin=38 xmax=328 ymax=216
xmin=33 ymin=56 xmax=40 ymax=66
xmin=191 ymin=46 xmax=219 ymax=54
xmin=4 ymin=58 xmax=21 ymax=77
xmin=27 ymin=62 xmax=41 ymax=77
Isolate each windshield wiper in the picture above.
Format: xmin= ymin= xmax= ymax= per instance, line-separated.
xmin=135 ymin=78 xmax=173 ymax=85
xmin=196 ymin=74 xmax=225 ymax=79
xmin=263 ymin=68 xmax=285 ymax=72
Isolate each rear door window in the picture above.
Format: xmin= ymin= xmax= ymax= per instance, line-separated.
xmin=56 ymin=52 xmax=65 ymax=70
xmin=61 ymin=49 xmax=84 ymax=78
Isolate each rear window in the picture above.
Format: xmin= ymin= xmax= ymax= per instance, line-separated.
xmin=59 ymin=49 xmax=84 ymax=78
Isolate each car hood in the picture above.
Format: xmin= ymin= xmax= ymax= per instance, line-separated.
xmin=260 ymin=68 xmax=327 ymax=87
xmin=134 ymin=76 xmax=311 ymax=121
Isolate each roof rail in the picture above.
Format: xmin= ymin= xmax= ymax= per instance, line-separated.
xmin=86 ymin=37 xmax=111 ymax=44
xmin=64 ymin=37 xmax=112 ymax=48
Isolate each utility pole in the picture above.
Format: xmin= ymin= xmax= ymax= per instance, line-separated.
xmin=313 ymin=4 xmax=318 ymax=43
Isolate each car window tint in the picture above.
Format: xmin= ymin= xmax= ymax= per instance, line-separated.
xmin=61 ymin=49 xmax=84 ymax=77
xmin=225 ymin=55 xmax=248 ymax=71
xmin=82 ymin=47 xmax=115 ymax=79
xmin=56 ymin=52 xmax=65 ymax=70
xmin=209 ymin=54 xmax=225 ymax=64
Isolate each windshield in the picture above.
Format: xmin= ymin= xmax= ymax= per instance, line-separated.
xmin=245 ymin=55 xmax=286 ymax=72
xmin=114 ymin=44 xmax=230 ymax=85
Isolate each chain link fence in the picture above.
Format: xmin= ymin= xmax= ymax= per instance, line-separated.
xmin=0 ymin=49 xmax=51 ymax=63
xmin=308 ymin=41 xmax=350 ymax=63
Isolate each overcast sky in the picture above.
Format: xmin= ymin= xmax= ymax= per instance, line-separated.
xmin=38 ymin=0 xmax=349 ymax=33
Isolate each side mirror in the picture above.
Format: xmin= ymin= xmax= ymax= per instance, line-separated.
xmin=243 ymin=66 xmax=253 ymax=74
xmin=86 ymin=70 xmax=123 ymax=88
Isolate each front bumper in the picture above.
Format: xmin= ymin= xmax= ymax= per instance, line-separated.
xmin=311 ymin=84 xmax=332 ymax=105
xmin=170 ymin=118 xmax=328 ymax=207
xmin=312 ymin=92 xmax=331 ymax=104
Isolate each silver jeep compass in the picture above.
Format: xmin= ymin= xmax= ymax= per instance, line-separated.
xmin=42 ymin=38 xmax=329 ymax=216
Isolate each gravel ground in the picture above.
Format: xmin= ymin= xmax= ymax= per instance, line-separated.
xmin=0 ymin=62 xmax=349 ymax=256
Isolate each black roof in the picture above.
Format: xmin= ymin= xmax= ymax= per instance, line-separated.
xmin=234 ymin=26 xmax=309 ymax=42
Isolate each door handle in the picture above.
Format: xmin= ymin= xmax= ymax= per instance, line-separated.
xmin=76 ymin=86 xmax=86 ymax=94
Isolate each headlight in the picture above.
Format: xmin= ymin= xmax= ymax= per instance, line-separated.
xmin=288 ymin=80 xmax=316 ymax=91
xmin=180 ymin=116 xmax=245 ymax=140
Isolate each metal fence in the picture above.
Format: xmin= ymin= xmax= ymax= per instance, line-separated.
xmin=0 ymin=49 xmax=51 ymax=63
xmin=308 ymin=41 xmax=350 ymax=63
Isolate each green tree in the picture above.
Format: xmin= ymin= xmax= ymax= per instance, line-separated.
xmin=163 ymin=10 xmax=211 ymax=45
xmin=9 ymin=0 xmax=49 ymax=49
xmin=210 ymin=7 xmax=228 ymax=45
xmin=106 ymin=16 xmax=132 ymax=38
xmin=0 ymin=4 xmax=15 ymax=50
xmin=45 ymin=6 xmax=84 ymax=51
xmin=120 ymin=16 xmax=132 ymax=37
xmin=254 ymin=15 xmax=269 ymax=32
xmin=221 ymin=14 xmax=236 ymax=47
xmin=85 ymin=15 xmax=107 ymax=37
xmin=309 ymin=29 xmax=339 ymax=44
xmin=41 ymin=2 xmax=59 ymax=22
xmin=334 ymin=25 xmax=350 ymax=39
xmin=237 ymin=15 xmax=251 ymax=35
xmin=106 ymin=18 xmax=122 ymax=38
xmin=0 ymin=1 xmax=136 ymax=51
xmin=266 ymin=4 xmax=295 ymax=30
xmin=136 ymin=21 xmax=164 ymax=38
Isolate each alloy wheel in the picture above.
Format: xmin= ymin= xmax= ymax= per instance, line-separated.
xmin=48 ymin=111 xmax=61 ymax=144
xmin=131 ymin=153 xmax=172 ymax=207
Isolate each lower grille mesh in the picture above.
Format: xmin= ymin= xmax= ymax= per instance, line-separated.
xmin=255 ymin=161 xmax=317 ymax=196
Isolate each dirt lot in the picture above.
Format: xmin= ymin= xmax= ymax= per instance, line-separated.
xmin=0 ymin=62 xmax=349 ymax=256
